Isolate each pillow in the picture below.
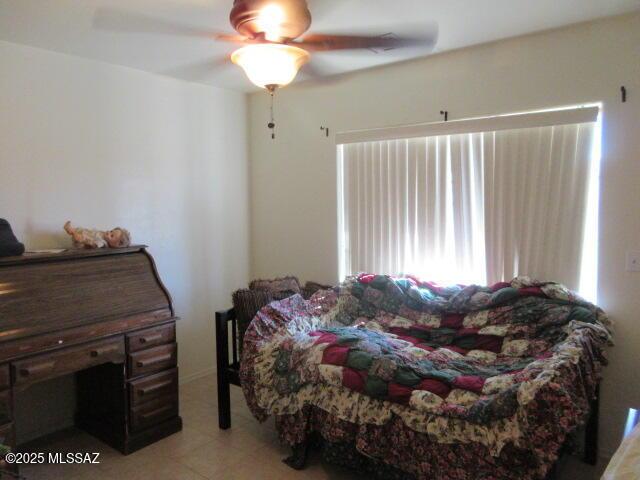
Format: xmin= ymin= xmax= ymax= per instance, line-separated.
xmin=249 ymin=276 xmax=301 ymax=300
xmin=302 ymin=281 xmax=332 ymax=299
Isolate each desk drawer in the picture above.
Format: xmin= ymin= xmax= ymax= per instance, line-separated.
xmin=12 ymin=337 xmax=125 ymax=387
xmin=129 ymin=369 xmax=178 ymax=407
xmin=127 ymin=323 xmax=175 ymax=353
xmin=130 ymin=395 xmax=178 ymax=432
xmin=128 ymin=343 xmax=177 ymax=378
xmin=0 ymin=365 xmax=9 ymax=390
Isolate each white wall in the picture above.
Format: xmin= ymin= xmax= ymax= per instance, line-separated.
xmin=0 ymin=40 xmax=250 ymax=383
xmin=248 ymin=13 xmax=640 ymax=461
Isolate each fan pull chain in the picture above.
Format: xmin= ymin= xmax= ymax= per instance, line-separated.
xmin=267 ymin=87 xmax=276 ymax=140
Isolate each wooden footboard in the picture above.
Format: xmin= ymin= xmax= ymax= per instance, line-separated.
xmin=215 ymin=307 xmax=241 ymax=430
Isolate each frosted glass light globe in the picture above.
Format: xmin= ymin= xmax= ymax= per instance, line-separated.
xmin=231 ymin=44 xmax=310 ymax=89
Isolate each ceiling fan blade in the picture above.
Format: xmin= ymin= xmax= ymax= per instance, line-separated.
xmin=214 ymin=33 xmax=249 ymax=45
xmin=300 ymin=59 xmax=343 ymax=85
xmin=93 ymin=7 xmax=244 ymax=42
xmin=296 ymin=25 xmax=438 ymax=52
xmin=301 ymin=61 xmax=324 ymax=78
xmin=161 ymin=56 xmax=231 ymax=80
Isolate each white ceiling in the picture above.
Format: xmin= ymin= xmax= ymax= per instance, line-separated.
xmin=1 ymin=0 xmax=639 ymax=92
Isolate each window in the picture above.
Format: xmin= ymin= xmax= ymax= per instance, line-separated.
xmin=337 ymin=107 xmax=600 ymax=300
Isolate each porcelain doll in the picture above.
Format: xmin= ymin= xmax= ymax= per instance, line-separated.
xmin=64 ymin=221 xmax=131 ymax=249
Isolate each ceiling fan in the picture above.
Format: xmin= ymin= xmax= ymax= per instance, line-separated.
xmin=95 ymin=0 xmax=437 ymax=137
xmin=95 ymin=0 xmax=438 ymax=92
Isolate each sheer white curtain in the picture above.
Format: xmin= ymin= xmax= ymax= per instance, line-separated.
xmin=337 ymin=108 xmax=599 ymax=291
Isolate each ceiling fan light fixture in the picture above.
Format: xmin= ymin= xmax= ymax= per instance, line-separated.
xmin=231 ymin=43 xmax=309 ymax=89
xmin=255 ymin=4 xmax=286 ymax=41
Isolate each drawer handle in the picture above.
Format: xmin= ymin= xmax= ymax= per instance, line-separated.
xmin=19 ymin=361 xmax=55 ymax=377
xmin=139 ymin=333 xmax=163 ymax=344
xmin=136 ymin=353 xmax=172 ymax=368
xmin=90 ymin=345 xmax=119 ymax=358
xmin=138 ymin=380 xmax=174 ymax=396
xmin=140 ymin=404 xmax=174 ymax=421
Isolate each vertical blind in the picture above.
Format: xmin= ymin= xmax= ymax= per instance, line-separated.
xmin=337 ymin=107 xmax=599 ymax=292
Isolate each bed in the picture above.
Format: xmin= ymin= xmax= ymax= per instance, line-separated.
xmin=232 ymin=274 xmax=611 ymax=479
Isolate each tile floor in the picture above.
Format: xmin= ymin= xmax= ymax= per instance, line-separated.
xmin=18 ymin=373 xmax=608 ymax=480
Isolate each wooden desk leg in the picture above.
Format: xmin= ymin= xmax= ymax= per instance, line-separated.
xmin=584 ymin=384 xmax=599 ymax=465
xmin=215 ymin=311 xmax=231 ymax=430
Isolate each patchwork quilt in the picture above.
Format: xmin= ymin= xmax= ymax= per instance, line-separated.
xmin=240 ymin=275 xmax=612 ymax=479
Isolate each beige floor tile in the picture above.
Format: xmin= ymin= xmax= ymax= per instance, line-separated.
xmin=145 ymin=426 xmax=215 ymax=459
xmin=181 ymin=377 xmax=217 ymax=401
xmin=122 ymin=458 xmax=208 ymax=480
xmin=181 ymin=397 xmax=218 ymax=417
xmin=68 ymin=469 xmax=118 ymax=480
xmin=94 ymin=442 xmax=159 ymax=476
xmin=236 ymin=420 xmax=277 ymax=443
xmin=181 ymin=412 xmax=223 ymax=436
xmin=18 ymin=463 xmax=83 ymax=480
xmin=213 ymin=460 xmax=290 ymax=480
xmin=173 ymin=439 xmax=246 ymax=479
xmin=20 ymin=462 xmax=116 ymax=480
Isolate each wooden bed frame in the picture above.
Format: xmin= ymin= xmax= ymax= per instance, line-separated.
xmin=215 ymin=307 xmax=240 ymax=430
xmin=214 ymin=306 xmax=601 ymax=475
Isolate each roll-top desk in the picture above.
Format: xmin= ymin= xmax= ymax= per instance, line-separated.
xmin=0 ymin=246 xmax=182 ymax=471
